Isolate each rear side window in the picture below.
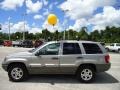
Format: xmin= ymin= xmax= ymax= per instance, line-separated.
xmin=82 ymin=43 xmax=102 ymax=54
xmin=63 ymin=43 xmax=81 ymax=55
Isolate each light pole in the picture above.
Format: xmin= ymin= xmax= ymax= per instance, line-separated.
xmin=0 ymin=24 xmax=2 ymax=30
xmin=22 ymin=13 xmax=27 ymax=40
xmin=8 ymin=17 xmax=11 ymax=41
xmin=63 ymin=28 xmax=65 ymax=40
xmin=62 ymin=10 xmax=69 ymax=40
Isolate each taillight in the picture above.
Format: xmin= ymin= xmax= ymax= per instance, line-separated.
xmin=105 ymin=55 xmax=110 ymax=63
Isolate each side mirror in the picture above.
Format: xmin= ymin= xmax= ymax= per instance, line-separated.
xmin=35 ymin=52 xmax=40 ymax=56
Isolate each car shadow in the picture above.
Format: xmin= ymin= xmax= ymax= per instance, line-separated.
xmin=21 ymin=72 xmax=119 ymax=84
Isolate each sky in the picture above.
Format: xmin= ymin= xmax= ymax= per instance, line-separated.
xmin=0 ymin=0 xmax=120 ymax=34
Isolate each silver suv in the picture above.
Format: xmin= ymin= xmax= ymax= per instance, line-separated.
xmin=2 ymin=40 xmax=111 ymax=83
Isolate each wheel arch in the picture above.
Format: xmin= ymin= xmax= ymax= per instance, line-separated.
xmin=76 ymin=63 xmax=96 ymax=74
xmin=7 ymin=62 xmax=28 ymax=72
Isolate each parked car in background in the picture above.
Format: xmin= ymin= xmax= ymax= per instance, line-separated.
xmin=105 ymin=43 xmax=120 ymax=53
xmin=4 ymin=40 xmax=12 ymax=47
xmin=2 ymin=40 xmax=111 ymax=83
xmin=19 ymin=40 xmax=33 ymax=48
xmin=100 ymin=42 xmax=105 ymax=46
xmin=0 ymin=40 xmax=4 ymax=46
xmin=12 ymin=41 xmax=21 ymax=47
xmin=34 ymin=40 xmax=44 ymax=48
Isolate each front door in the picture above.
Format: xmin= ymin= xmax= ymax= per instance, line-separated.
xmin=32 ymin=42 xmax=60 ymax=74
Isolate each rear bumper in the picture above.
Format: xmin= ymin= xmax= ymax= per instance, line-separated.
xmin=96 ymin=63 xmax=111 ymax=72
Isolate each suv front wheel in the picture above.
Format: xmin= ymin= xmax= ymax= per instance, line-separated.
xmin=8 ymin=64 xmax=28 ymax=82
xmin=76 ymin=66 xmax=95 ymax=83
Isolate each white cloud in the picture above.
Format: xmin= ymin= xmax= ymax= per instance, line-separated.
xmin=42 ymin=0 xmax=48 ymax=6
xmin=34 ymin=14 xmax=43 ymax=20
xmin=43 ymin=2 xmax=58 ymax=16
xmin=0 ymin=0 xmax=24 ymax=10
xmin=49 ymin=3 xmax=53 ymax=10
xmin=12 ymin=21 xmax=30 ymax=32
xmin=73 ymin=18 xmax=88 ymax=30
xmin=42 ymin=20 xmax=55 ymax=32
xmin=2 ymin=21 xmax=42 ymax=34
xmin=1 ymin=21 xmax=27 ymax=33
xmin=43 ymin=9 xmax=49 ymax=16
xmin=89 ymin=6 xmax=120 ymax=31
xmin=26 ymin=0 xmax=42 ymax=13
xmin=29 ymin=27 xmax=42 ymax=34
xmin=59 ymin=0 xmax=116 ymax=20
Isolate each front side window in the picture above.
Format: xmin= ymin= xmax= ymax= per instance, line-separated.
xmin=82 ymin=43 xmax=102 ymax=54
xmin=37 ymin=43 xmax=60 ymax=55
xmin=63 ymin=43 xmax=81 ymax=55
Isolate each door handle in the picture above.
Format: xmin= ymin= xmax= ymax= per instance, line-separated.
xmin=76 ymin=56 xmax=83 ymax=59
xmin=51 ymin=57 xmax=59 ymax=60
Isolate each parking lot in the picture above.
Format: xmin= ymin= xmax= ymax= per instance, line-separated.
xmin=0 ymin=47 xmax=120 ymax=90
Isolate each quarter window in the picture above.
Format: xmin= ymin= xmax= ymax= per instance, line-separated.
xmin=82 ymin=43 xmax=102 ymax=54
xmin=63 ymin=43 xmax=81 ymax=55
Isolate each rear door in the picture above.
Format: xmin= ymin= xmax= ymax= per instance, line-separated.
xmin=59 ymin=42 xmax=83 ymax=74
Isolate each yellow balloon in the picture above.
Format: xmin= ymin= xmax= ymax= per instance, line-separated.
xmin=47 ymin=14 xmax=57 ymax=26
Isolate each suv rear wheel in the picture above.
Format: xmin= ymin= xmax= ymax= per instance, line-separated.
xmin=8 ymin=64 xmax=28 ymax=82
xmin=76 ymin=66 xmax=95 ymax=83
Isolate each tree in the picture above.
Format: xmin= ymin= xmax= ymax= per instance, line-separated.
xmin=78 ymin=27 xmax=89 ymax=40
xmin=42 ymin=29 xmax=50 ymax=41
xmin=90 ymin=30 xmax=101 ymax=41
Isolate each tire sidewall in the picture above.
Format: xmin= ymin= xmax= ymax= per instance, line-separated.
xmin=118 ymin=49 xmax=120 ymax=53
xmin=77 ymin=66 xmax=95 ymax=83
xmin=8 ymin=64 xmax=28 ymax=82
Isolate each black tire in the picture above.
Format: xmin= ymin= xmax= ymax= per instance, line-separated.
xmin=76 ymin=66 xmax=95 ymax=83
xmin=118 ymin=49 xmax=120 ymax=53
xmin=8 ymin=64 xmax=28 ymax=82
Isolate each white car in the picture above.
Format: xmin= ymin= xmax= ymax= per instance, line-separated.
xmin=106 ymin=43 xmax=120 ymax=53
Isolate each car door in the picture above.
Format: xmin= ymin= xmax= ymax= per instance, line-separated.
xmin=59 ymin=42 xmax=83 ymax=74
xmin=31 ymin=42 xmax=60 ymax=74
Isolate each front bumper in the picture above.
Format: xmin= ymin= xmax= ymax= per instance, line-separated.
xmin=2 ymin=64 xmax=8 ymax=71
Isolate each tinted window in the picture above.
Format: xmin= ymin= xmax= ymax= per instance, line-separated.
xmin=38 ymin=43 xmax=60 ymax=55
xmin=110 ymin=44 xmax=114 ymax=46
xmin=63 ymin=43 xmax=81 ymax=55
xmin=116 ymin=43 xmax=120 ymax=46
xmin=82 ymin=43 xmax=102 ymax=54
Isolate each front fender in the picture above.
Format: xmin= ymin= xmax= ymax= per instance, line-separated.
xmin=5 ymin=58 xmax=28 ymax=66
